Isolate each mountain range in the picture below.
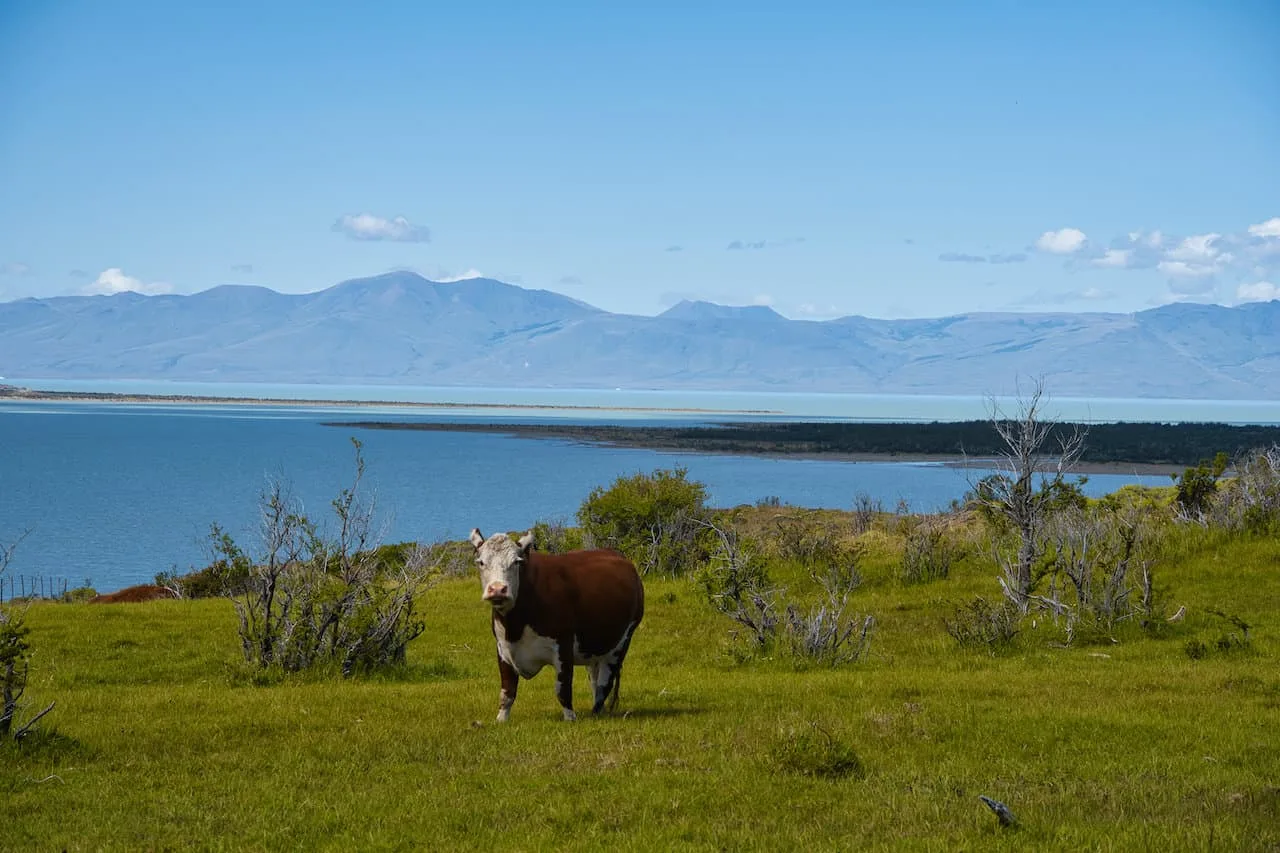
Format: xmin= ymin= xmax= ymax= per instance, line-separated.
xmin=2 ymin=272 xmax=1277 ymax=399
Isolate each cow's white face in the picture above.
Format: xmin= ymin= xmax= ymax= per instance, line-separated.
xmin=469 ymin=528 xmax=534 ymax=614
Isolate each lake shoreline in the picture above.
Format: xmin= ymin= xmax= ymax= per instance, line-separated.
xmin=0 ymin=386 xmax=780 ymax=415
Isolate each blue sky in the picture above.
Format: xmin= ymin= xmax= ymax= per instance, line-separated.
xmin=1 ymin=0 xmax=1277 ymax=319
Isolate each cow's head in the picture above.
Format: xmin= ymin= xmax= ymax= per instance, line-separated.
xmin=469 ymin=528 xmax=535 ymax=613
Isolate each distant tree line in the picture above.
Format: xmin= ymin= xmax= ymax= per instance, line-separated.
xmin=330 ymin=419 xmax=1280 ymax=467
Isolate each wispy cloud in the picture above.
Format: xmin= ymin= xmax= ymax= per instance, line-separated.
xmin=1012 ymin=286 xmax=1113 ymax=307
xmin=793 ymin=302 xmax=845 ymax=319
xmin=435 ymin=268 xmax=483 ymax=283
xmin=1 ymin=262 xmax=31 ymax=276
xmin=726 ymin=237 xmax=805 ymax=251
xmin=938 ymin=252 xmax=1027 ymax=264
xmin=83 ymin=268 xmax=172 ymax=296
xmin=332 ymin=213 xmax=431 ymax=242
xmin=664 ymin=245 xmax=684 ymax=253
xmin=558 ymin=275 xmax=584 ymax=287
xmin=68 ymin=269 xmax=91 ymax=279
xmin=1237 ymin=281 xmax=1278 ymax=303
xmin=231 ymin=263 xmax=254 ymax=274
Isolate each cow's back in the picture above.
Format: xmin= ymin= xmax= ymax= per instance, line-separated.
xmin=525 ymin=549 xmax=643 ymax=656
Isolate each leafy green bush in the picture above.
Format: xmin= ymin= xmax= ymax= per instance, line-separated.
xmin=1172 ymin=452 xmax=1228 ymax=522
xmin=577 ymin=467 xmax=712 ymax=576
xmin=530 ymin=518 xmax=585 ymax=554
xmin=1 ymin=535 xmax=53 ymax=741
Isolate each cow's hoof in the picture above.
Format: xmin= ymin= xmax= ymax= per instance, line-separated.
xmin=562 ymin=709 xmax=577 ymax=722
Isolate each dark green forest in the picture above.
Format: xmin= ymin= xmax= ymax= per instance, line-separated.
xmin=328 ymin=419 xmax=1280 ymax=466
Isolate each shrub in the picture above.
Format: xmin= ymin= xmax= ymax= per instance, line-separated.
xmin=1213 ymin=445 xmax=1280 ymax=534
xmin=768 ymin=722 xmax=866 ymax=780
xmin=851 ymin=492 xmax=882 ymax=536
xmin=772 ymin=513 xmax=862 ymax=577
xmin=1172 ymin=452 xmax=1228 ymax=523
xmin=899 ymin=518 xmax=955 ymax=585
xmin=530 ymin=518 xmax=585 ymax=554
xmin=696 ymin=523 xmax=779 ymax=652
xmin=577 ymin=467 xmax=712 ymax=576
xmin=943 ymin=597 xmax=1021 ymax=652
xmin=1 ymin=534 xmax=54 ymax=740
xmin=1039 ymin=504 xmax=1165 ymax=640
xmin=700 ymin=521 xmax=873 ymax=665
xmin=214 ymin=439 xmax=439 ymax=676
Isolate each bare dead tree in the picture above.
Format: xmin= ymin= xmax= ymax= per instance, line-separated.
xmin=972 ymin=377 xmax=1087 ymax=610
xmin=1044 ymin=505 xmax=1156 ymax=630
xmin=1214 ymin=444 xmax=1280 ymax=532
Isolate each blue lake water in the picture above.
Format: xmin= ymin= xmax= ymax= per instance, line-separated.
xmin=0 ymin=393 xmax=1184 ymax=594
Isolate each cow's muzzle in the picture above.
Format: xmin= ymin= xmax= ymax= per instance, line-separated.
xmin=483 ymin=583 xmax=511 ymax=606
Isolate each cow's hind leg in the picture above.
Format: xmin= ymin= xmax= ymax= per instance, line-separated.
xmin=592 ymin=622 xmax=639 ymax=715
xmin=590 ymin=660 xmax=614 ymax=715
xmin=554 ymin=643 xmax=576 ymax=721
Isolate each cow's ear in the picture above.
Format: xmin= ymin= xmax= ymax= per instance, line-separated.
xmin=469 ymin=528 xmax=485 ymax=549
xmin=518 ymin=530 xmax=536 ymax=555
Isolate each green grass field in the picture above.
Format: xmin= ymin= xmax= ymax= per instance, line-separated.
xmin=3 ymin=519 xmax=1278 ymax=851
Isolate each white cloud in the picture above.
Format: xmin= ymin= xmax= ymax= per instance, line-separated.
xmin=435 ymin=268 xmax=484 ymax=283
xmin=1127 ymin=230 xmax=1164 ymax=248
xmin=792 ymin=302 xmax=844 ymax=319
xmin=1236 ymin=281 xmax=1279 ymax=303
xmin=1 ymin=262 xmax=31 ymax=276
xmin=751 ymin=293 xmax=774 ymax=306
xmin=83 ymin=268 xmax=172 ymax=296
xmin=1092 ymin=249 xmax=1131 ymax=268
xmin=1248 ymin=217 xmax=1280 ymax=238
xmin=332 ymin=213 xmax=431 ymax=242
xmin=1157 ymin=260 xmax=1216 ymax=279
xmin=1035 ymin=227 xmax=1088 ymax=254
xmin=1166 ymin=233 xmax=1225 ymax=263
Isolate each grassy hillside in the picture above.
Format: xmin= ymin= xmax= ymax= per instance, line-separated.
xmin=3 ymin=512 xmax=1278 ymax=851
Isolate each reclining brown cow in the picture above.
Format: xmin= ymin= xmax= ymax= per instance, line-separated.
xmin=469 ymin=528 xmax=644 ymax=722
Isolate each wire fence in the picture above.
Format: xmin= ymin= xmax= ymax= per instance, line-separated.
xmin=0 ymin=574 xmax=72 ymax=603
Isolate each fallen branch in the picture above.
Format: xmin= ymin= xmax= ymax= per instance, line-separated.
xmin=12 ymin=700 xmax=55 ymax=740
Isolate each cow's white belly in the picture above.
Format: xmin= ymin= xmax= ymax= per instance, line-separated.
xmin=495 ymin=621 xmax=559 ymax=679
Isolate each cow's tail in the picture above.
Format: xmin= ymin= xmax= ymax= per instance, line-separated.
xmin=606 ymin=668 xmax=622 ymax=712
xmin=607 ymin=617 xmax=640 ymax=713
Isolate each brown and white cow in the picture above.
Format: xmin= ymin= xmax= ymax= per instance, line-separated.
xmin=469 ymin=528 xmax=644 ymax=722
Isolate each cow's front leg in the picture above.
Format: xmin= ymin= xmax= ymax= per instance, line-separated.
xmin=496 ymin=654 xmax=519 ymax=723
xmin=554 ymin=642 xmax=576 ymax=721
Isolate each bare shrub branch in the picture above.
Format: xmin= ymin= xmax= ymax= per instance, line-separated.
xmin=970 ymin=377 xmax=1088 ymax=610
xmin=218 ymin=439 xmax=437 ymax=676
